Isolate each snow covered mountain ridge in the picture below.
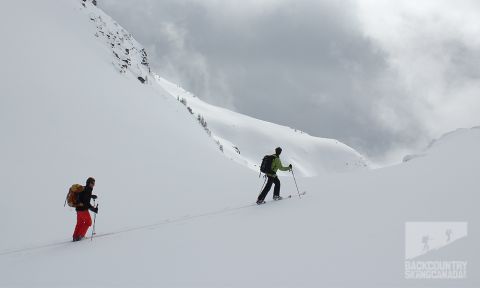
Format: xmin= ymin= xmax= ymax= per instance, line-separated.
xmin=154 ymin=76 xmax=369 ymax=177
xmin=78 ymin=0 xmax=369 ymax=177
xmin=81 ymin=0 xmax=151 ymax=83
xmin=403 ymin=126 xmax=480 ymax=162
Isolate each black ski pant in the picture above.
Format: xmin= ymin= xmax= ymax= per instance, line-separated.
xmin=258 ymin=175 xmax=280 ymax=201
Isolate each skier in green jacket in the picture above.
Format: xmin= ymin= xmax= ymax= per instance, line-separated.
xmin=257 ymin=147 xmax=292 ymax=204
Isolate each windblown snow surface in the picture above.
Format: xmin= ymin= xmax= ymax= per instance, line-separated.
xmin=0 ymin=1 xmax=478 ymax=287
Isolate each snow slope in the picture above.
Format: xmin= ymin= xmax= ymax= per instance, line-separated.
xmin=0 ymin=1 xmax=478 ymax=288
xmin=155 ymin=77 xmax=368 ymax=177
xmin=403 ymin=126 xmax=480 ymax=162
xmin=0 ymin=0 xmax=261 ymax=252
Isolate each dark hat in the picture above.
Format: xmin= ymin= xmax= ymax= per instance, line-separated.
xmin=86 ymin=177 xmax=96 ymax=185
xmin=275 ymin=147 xmax=282 ymax=155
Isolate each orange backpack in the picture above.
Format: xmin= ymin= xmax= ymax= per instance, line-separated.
xmin=65 ymin=184 xmax=84 ymax=207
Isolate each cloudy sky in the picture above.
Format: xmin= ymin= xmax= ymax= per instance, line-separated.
xmin=100 ymin=0 xmax=480 ymax=164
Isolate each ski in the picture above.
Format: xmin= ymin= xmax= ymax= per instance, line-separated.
xmin=291 ymin=191 xmax=307 ymax=198
xmin=256 ymin=191 xmax=306 ymax=205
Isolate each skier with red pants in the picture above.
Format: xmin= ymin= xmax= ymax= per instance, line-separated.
xmin=73 ymin=177 xmax=98 ymax=242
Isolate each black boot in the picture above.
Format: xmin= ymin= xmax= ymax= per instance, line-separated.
xmin=256 ymin=199 xmax=266 ymax=205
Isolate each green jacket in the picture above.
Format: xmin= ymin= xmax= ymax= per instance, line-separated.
xmin=268 ymin=155 xmax=290 ymax=177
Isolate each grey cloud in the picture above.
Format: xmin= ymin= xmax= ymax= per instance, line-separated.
xmin=99 ymin=0 xmax=478 ymax=163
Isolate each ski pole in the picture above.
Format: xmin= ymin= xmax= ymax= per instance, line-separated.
xmin=91 ymin=201 xmax=98 ymax=241
xmin=258 ymin=175 xmax=267 ymax=197
xmin=291 ymin=168 xmax=302 ymax=199
xmin=64 ymin=190 xmax=69 ymax=207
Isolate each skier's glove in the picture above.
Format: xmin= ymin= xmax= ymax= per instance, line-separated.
xmin=91 ymin=207 xmax=99 ymax=214
xmin=91 ymin=194 xmax=98 ymax=200
xmin=289 ymin=164 xmax=292 ymax=170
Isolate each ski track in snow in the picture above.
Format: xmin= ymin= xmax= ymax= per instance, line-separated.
xmin=0 ymin=191 xmax=306 ymax=256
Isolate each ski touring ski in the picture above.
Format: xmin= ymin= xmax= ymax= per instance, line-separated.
xmin=256 ymin=191 xmax=307 ymax=205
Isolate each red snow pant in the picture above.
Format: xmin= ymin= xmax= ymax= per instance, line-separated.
xmin=73 ymin=210 xmax=92 ymax=239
